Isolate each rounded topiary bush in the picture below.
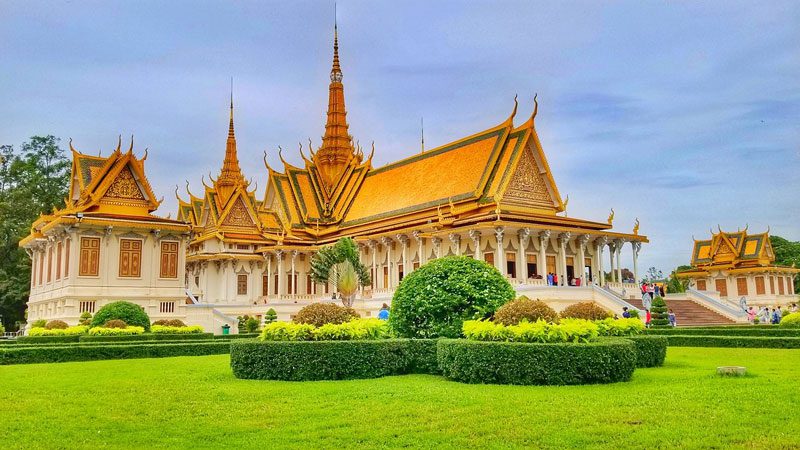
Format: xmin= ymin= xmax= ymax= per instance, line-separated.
xmin=153 ymin=319 xmax=186 ymax=327
xmin=780 ymin=313 xmax=800 ymax=328
xmin=31 ymin=319 xmax=47 ymax=328
xmin=560 ymin=302 xmax=612 ymax=321
xmin=493 ymin=297 xmax=558 ymax=325
xmin=293 ymin=303 xmax=360 ymax=327
xmin=390 ymin=256 xmax=515 ymax=338
xmin=45 ymin=320 xmax=69 ymax=330
xmin=90 ymin=301 xmax=151 ymax=332
xmin=103 ymin=319 xmax=128 ymax=329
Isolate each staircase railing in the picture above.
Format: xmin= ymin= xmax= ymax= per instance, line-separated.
xmin=593 ymin=285 xmax=642 ymax=314
xmin=686 ymin=289 xmax=748 ymax=321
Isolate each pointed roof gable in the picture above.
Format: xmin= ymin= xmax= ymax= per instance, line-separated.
xmin=691 ymin=227 xmax=781 ymax=268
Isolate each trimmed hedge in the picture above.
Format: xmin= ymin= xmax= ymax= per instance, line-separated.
xmin=404 ymin=339 xmax=440 ymax=375
xmin=213 ymin=333 xmax=260 ymax=340
xmin=91 ymin=301 xmax=151 ymax=331
xmin=626 ymin=335 xmax=667 ymax=368
xmin=0 ymin=341 xmax=230 ymax=365
xmin=78 ymin=333 xmax=214 ymax=343
xmin=646 ymin=328 xmax=800 ymax=337
xmin=231 ymin=339 xmax=415 ymax=381
xmin=665 ymin=335 xmax=800 ymax=349
xmin=17 ymin=335 xmax=80 ymax=344
xmin=436 ymin=339 xmax=636 ymax=385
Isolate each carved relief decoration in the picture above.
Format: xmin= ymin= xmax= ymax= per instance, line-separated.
xmin=222 ymin=197 xmax=255 ymax=227
xmin=503 ymin=148 xmax=552 ymax=206
xmin=104 ymin=166 xmax=145 ymax=200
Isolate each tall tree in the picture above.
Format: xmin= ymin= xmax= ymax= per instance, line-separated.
xmin=771 ymin=235 xmax=800 ymax=293
xmin=0 ymin=136 xmax=69 ymax=330
xmin=309 ymin=237 xmax=371 ymax=307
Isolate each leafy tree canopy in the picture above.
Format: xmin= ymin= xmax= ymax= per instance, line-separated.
xmin=771 ymin=235 xmax=800 ymax=293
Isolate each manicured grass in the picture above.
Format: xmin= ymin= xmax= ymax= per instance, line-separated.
xmin=1 ymin=348 xmax=799 ymax=449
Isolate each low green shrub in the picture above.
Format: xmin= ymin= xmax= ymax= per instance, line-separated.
xmin=259 ymin=322 xmax=315 ymax=341
xmin=779 ymin=313 xmax=800 ymax=328
xmin=493 ymin=297 xmax=558 ymax=325
xmin=559 ymin=302 xmax=612 ymax=321
xmin=293 ymin=303 xmax=360 ymax=327
xmin=244 ymin=317 xmax=260 ymax=333
xmin=645 ymin=328 xmax=800 ymax=337
xmin=0 ymin=341 xmax=230 ymax=365
xmin=626 ymin=335 xmax=667 ymax=368
xmin=28 ymin=325 xmax=88 ymax=337
xmin=79 ymin=312 xmax=93 ymax=326
xmin=437 ymin=339 xmax=636 ymax=385
xmin=152 ymin=319 xmax=187 ymax=327
xmin=213 ymin=333 xmax=260 ymax=340
xmin=45 ymin=320 xmax=69 ymax=330
xmin=31 ymin=319 xmax=47 ymax=328
xmin=78 ymin=333 xmax=214 ymax=342
xmin=91 ymin=301 xmax=151 ymax=332
xmin=88 ymin=326 xmax=145 ymax=336
xmin=404 ymin=339 xmax=440 ymax=374
xmin=231 ymin=339 xmax=417 ymax=381
xmin=650 ymin=296 xmax=670 ymax=327
xmin=596 ymin=318 xmax=645 ymax=337
xmin=151 ymin=325 xmax=204 ymax=334
xmin=264 ymin=309 xmax=278 ymax=324
xmin=17 ymin=335 xmax=81 ymax=344
xmin=665 ymin=335 xmax=800 ymax=348
xmin=463 ymin=319 xmax=599 ymax=344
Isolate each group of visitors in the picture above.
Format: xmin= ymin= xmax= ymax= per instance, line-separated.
xmin=746 ymin=303 xmax=797 ymax=325
xmin=543 ymin=273 xmax=585 ymax=287
xmin=621 ymin=306 xmax=677 ymax=328
xmin=545 ymin=273 xmax=559 ymax=286
xmin=641 ymin=282 xmax=665 ymax=299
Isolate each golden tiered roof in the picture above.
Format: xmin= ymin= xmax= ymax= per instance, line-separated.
xmin=179 ymin=25 xmax=647 ymax=249
xmin=678 ymin=227 xmax=799 ymax=277
xmin=20 ymin=138 xmax=188 ymax=247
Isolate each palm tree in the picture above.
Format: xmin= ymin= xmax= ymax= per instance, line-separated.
xmin=309 ymin=237 xmax=371 ymax=307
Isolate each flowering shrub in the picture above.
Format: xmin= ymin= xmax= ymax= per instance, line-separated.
xmin=88 ymin=326 xmax=145 ymax=336
xmin=79 ymin=312 xmax=93 ymax=326
xmin=493 ymin=297 xmax=558 ymax=325
xmin=103 ymin=319 xmax=128 ymax=329
xmin=293 ymin=303 xmax=360 ymax=327
xmin=259 ymin=319 xmax=390 ymax=341
xmin=559 ymin=302 xmax=612 ymax=321
xmin=151 ymin=325 xmax=204 ymax=334
xmin=28 ymin=325 xmax=88 ymax=336
xmin=152 ymin=319 xmax=187 ymax=327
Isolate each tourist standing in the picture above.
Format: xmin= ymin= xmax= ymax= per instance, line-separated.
xmin=776 ymin=306 xmax=783 ymax=324
xmin=647 ymin=284 xmax=655 ymax=300
xmin=747 ymin=307 xmax=756 ymax=324
xmin=377 ymin=303 xmax=390 ymax=321
xmin=622 ymin=307 xmax=631 ymax=319
xmin=547 ymin=273 xmax=553 ymax=286
xmin=645 ymin=309 xmax=652 ymax=328
xmin=668 ymin=309 xmax=676 ymax=327
xmin=760 ymin=307 xmax=770 ymax=325
xmin=553 ymin=273 xmax=559 ymax=286
xmin=771 ymin=308 xmax=778 ymax=324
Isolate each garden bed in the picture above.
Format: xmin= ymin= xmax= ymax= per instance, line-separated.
xmin=665 ymin=335 xmax=800 ymax=348
xmin=0 ymin=341 xmax=231 ymax=365
xmin=646 ymin=328 xmax=800 ymax=337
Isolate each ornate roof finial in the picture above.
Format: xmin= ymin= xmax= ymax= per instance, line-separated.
xmin=607 ymin=208 xmax=615 ymax=225
xmin=331 ymin=3 xmax=342 ymax=83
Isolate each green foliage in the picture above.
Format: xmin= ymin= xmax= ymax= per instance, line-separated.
xmin=595 ymin=318 xmax=645 ymax=336
xmin=259 ymin=319 xmax=390 ymax=341
xmin=0 ymin=323 xmax=4 ymax=334
xmin=30 ymin=319 xmax=46 ymax=328
xmin=264 ymin=308 xmax=277 ymax=324
xmin=28 ymin=325 xmax=88 ymax=337
xmin=88 ymin=326 xmax=145 ymax=336
xmin=91 ymin=301 xmax=151 ymax=332
xmin=309 ymin=238 xmax=371 ymax=307
xmin=665 ymin=335 xmax=800 ymax=348
xmin=78 ymin=312 xmax=93 ymax=326
xmin=244 ymin=317 xmax=260 ymax=334
xmin=292 ymin=302 xmax=360 ymax=327
xmin=152 ymin=319 xmax=187 ymax=327
xmin=779 ymin=313 xmax=800 ymax=328
xmin=666 ymin=268 xmax=689 ymax=294
xmin=463 ymin=319 xmax=600 ymax=344
xmin=646 ymin=327 xmax=800 ymax=337
xmin=0 ymin=341 xmax=230 ymax=365
xmin=626 ymin=335 xmax=667 ymax=367
xmin=79 ymin=333 xmax=214 ymax=343
xmin=493 ymin=297 xmax=557 ymax=325
xmin=103 ymin=319 xmax=128 ymax=329
xmin=44 ymin=320 xmax=68 ymax=330
xmin=230 ymin=339 xmax=429 ymax=381
xmin=628 ymin=309 xmax=640 ymax=319
xmin=559 ymin=302 xmax=612 ymax=321
xmin=151 ymin=325 xmax=204 ymax=334
xmin=0 ymin=136 xmax=70 ymax=330
xmin=17 ymin=335 xmax=81 ymax=344
xmin=650 ymin=296 xmax=670 ymax=327
xmin=390 ymin=256 xmax=515 ymax=338
xmin=770 ymin=235 xmax=800 ymax=293
xmin=436 ymin=339 xmax=636 ymax=385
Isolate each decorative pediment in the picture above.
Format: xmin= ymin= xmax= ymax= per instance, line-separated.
xmin=102 ymin=166 xmax=147 ymax=202
xmin=501 ymin=145 xmax=556 ymax=208
xmin=220 ymin=195 xmax=257 ymax=228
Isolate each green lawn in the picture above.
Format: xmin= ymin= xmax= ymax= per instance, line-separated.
xmin=2 ymin=348 xmax=799 ymax=449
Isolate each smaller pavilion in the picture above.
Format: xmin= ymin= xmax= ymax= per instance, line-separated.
xmin=677 ymin=227 xmax=798 ymax=305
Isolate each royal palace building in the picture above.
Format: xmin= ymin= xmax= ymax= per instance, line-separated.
xmin=23 ymin=26 xmax=651 ymax=331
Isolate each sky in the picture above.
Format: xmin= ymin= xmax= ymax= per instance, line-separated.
xmin=1 ymin=0 xmax=798 ymax=274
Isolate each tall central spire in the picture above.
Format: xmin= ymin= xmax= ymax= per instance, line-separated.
xmin=313 ymin=20 xmax=360 ymax=193
xmin=216 ymin=84 xmax=246 ymax=203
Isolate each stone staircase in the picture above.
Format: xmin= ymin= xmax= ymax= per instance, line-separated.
xmin=628 ymin=297 xmax=735 ymax=326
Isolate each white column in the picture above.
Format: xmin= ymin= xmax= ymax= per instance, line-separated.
xmin=397 ymin=234 xmax=408 ymax=281
xmin=596 ymin=237 xmax=607 ymax=287
xmin=276 ymin=250 xmax=284 ymax=296
xmin=558 ymin=232 xmax=571 ymax=285
xmin=517 ymin=228 xmax=530 ymax=280
xmin=290 ymin=250 xmax=298 ymax=298
xmin=449 ymin=233 xmax=461 ymax=256
xmin=382 ymin=237 xmax=394 ymax=288
xmin=265 ymin=254 xmax=272 ymax=297
xmin=577 ymin=234 xmax=589 ymax=286
xmin=538 ymin=230 xmax=550 ymax=278
xmin=370 ymin=240 xmax=377 ymax=287
xmin=614 ymin=239 xmax=624 ymax=284
xmin=413 ymin=231 xmax=424 ymax=268
xmin=469 ymin=230 xmax=481 ymax=259
xmin=494 ymin=227 xmax=505 ymax=274
xmin=632 ymin=241 xmax=641 ymax=284
xmin=608 ymin=242 xmax=616 ymax=283
xmin=432 ymin=237 xmax=442 ymax=259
